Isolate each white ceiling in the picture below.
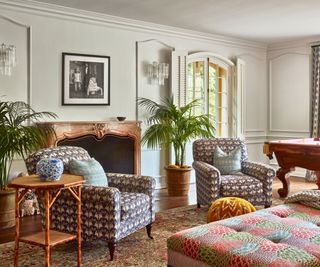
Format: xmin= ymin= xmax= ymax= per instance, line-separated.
xmin=31 ymin=0 xmax=320 ymax=44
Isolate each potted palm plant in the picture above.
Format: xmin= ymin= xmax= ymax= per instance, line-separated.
xmin=0 ymin=100 xmax=56 ymax=229
xmin=138 ymin=97 xmax=214 ymax=196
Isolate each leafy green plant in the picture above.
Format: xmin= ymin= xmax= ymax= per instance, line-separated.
xmin=138 ymin=97 xmax=215 ymax=167
xmin=0 ymin=100 xmax=57 ymax=190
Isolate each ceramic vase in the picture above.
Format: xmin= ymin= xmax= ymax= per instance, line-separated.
xmin=36 ymin=158 xmax=64 ymax=182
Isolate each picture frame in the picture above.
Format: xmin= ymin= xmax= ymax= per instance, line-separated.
xmin=62 ymin=53 xmax=110 ymax=105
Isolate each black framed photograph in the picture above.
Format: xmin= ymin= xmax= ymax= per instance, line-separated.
xmin=62 ymin=53 xmax=110 ymax=105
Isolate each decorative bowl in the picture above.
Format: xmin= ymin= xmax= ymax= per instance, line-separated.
xmin=117 ymin=116 xmax=126 ymax=121
xmin=36 ymin=158 xmax=64 ymax=182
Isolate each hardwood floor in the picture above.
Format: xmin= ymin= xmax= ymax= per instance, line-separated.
xmin=0 ymin=177 xmax=317 ymax=244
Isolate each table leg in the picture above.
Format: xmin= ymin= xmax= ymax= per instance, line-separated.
xmin=45 ymin=190 xmax=51 ymax=267
xmin=314 ymin=171 xmax=320 ymax=189
xmin=77 ymin=186 xmax=81 ymax=267
xmin=14 ymin=189 xmax=20 ymax=267
xmin=277 ymin=168 xmax=291 ymax=198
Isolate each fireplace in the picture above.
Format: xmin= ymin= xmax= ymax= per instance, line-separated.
xmin=37 ymin=121 xmax=141 ymax=175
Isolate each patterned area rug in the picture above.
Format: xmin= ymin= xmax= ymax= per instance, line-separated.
xmin=0 ymin=199 xmax=285 ymax=267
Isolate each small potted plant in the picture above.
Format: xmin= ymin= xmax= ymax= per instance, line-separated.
xmin=138 ymin=97 xmax=214 ymax=196
xmin=0 ymin=100 xmax=56 ymax=229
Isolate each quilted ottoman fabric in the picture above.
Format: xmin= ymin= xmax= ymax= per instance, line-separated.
xmin=168 ymin=203 xmax=320 ymax=266
xmin=207 ymin=197 xmax=256 ymax=223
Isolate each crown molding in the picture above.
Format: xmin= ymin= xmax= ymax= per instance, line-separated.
xmin=268 ymin=36 xmax=320 ymax=51
xmin=0 ymin=0 xmax=267 ymax=50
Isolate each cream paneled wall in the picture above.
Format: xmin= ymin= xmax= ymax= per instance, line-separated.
xmin=267 ymin=42 xmax=312 ymax=177
xmin=1 ymin=0 xmax=269 ymax=187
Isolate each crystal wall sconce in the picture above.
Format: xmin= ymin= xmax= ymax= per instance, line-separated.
xmin=147 ymin=61 xmax=169 ymax=85
xmin=0 ymin=43 xmax=17 ymax=76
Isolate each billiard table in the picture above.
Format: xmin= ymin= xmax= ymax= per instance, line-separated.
xmin=264 ymin=138 xmax=320 ymax=198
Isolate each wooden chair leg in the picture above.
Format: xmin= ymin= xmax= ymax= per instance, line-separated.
xmin=108 ymin=242 xmax=115 ymax=261
xmin=146 ymin=223 xmax=153 ymax=239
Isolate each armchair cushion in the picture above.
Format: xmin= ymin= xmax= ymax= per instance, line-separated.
xmin=221 ymin=175 xmax=264 ymax=197
xmin=69 ymin=158 xmax=108 ymax=187
xmin=213 ymin=146 xmax=242 ymax=174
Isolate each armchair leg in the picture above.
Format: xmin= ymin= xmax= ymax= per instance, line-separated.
xmin=197 ymin=203 xmax=201 ymax=208
xmin=108 ymin=242 xmax=115 ymax=261
xmin=146 ymin=223 xmax=153 ymax=239
xmin=264 ymin=204 xmax=271 ymax=208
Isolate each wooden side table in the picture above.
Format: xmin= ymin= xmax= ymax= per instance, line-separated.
xmin=9 ymin=174 xmax=85 ymax=267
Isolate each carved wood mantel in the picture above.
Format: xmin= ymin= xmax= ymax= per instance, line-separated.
xmin=37 ymin=121 xmax=141 ymax=175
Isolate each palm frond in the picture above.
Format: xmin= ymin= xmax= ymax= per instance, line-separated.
xmin=138 ymin=96 xmax=215 ymax=166
xmin=0 ymin=99 xmax=57 ymax=189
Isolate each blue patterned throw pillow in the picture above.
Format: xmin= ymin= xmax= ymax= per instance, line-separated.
xmin=68 ymin=158 xmax=108 ymax=187
xmin=213 ymin=146 xmax=241 ymax=175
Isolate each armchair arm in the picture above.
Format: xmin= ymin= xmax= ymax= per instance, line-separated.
xmin=241 ymin=160 xmax=275 ymax=204
xmin=193 ymin=161 xmax=221 ymax=177
xmin=192 ymin=161 xmax=221 ymax=205
xmin=241 ymin=160 xmax=275 ymax=181
xmin=107 ymin=173 xmax=156 ymax=196
xmin=107 ymin=173 xmax=156 ymax=222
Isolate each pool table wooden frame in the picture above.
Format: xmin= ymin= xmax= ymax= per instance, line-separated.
xmin=264 ymin=138 xmax=320 ymax=198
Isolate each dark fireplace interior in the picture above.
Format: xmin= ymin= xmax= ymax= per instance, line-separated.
xmin=57 ymin=134 xmax=135 ymax=174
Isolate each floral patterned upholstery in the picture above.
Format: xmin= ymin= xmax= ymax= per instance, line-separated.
xmin=25 ymin=146 xmax=92 ymax=174
xmin=193 ymin=138 xmax=275 ymax=207
xmin=168 ymin=203 xmax=320 ymax=266
xmin=25 ymin=146 xmax=156 ymax=260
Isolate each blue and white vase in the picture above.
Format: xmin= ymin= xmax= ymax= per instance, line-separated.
xmin=36 ymin=158 xmax=64 ymax=182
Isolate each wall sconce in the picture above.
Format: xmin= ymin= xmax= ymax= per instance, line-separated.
xmin=147 ymin=61 xmax=169 ymax=85
xmin=0 ymin=43 xmax=17 ymax=76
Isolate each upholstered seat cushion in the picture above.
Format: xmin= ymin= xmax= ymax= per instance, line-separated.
xmin=220 ymin=174 xmax=263 ymax=197
xmin=120 ymin=192 xmax=150 ymax=221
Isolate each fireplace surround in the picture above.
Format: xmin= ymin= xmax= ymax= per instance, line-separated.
xmin=37 ymin=121 xmax=141 ymax=175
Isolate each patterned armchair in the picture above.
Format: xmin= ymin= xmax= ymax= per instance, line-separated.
xmin=193 ymin=138 xmax=275 ymax=208
xmin=25 ymin=146 xmax=156 ymax=260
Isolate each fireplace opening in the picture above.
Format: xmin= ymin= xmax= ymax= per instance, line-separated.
xmin=57 ymin=134 xmax=135 ymax=174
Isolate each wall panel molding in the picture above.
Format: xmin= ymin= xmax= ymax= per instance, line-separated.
xmin=268 ymin=52 xmax=310 ymax=133
xmin=245 ymin=129 xmax=266 ymax=133
xmin=0 ymin=14 xmax=32 ymax=105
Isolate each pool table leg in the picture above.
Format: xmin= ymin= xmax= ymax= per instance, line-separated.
xmin=314 ymin=171 xmax=320 ymax=189
xmin=277 ymin=168 xmax=291 ymax=198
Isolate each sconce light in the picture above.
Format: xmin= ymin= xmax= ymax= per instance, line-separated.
xmin=147 ymin=61 xmax=169 ymax=85
xmin=0 ymin=43 xmax=17 ymax=76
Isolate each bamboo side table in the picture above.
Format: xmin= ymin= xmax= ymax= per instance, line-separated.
xmin=9 ymin=174 xmax=85 ymax=267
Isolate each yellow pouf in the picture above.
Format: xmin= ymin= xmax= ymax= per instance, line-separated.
xmin=207 ymin=197 xmax=256 ymax=223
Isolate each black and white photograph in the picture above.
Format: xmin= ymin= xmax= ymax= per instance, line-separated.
xmin=62 ymin=53 xmax=110 ymax=105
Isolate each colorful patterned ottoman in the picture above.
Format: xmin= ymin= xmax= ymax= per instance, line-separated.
xmin=167 ymin=203 xmax=320 ymax=266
